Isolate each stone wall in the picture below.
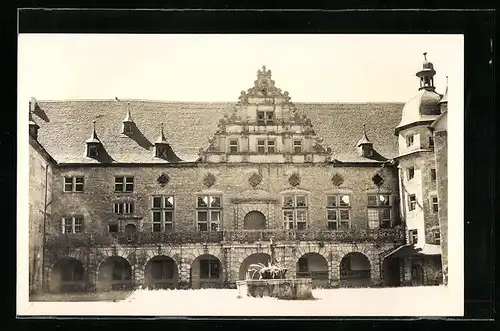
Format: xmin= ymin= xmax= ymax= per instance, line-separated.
xmin=49 ymin=162 xmax=400 ymax=235
xmin=397 ymin=151 xmax=440 ymax=245
xmin=29 ymin=138 xmax=53 ymax=294
xmin=43 ymin=241 xmax=400 ymax=292
xmin=434 ymin=130 xmax=448 ymax=284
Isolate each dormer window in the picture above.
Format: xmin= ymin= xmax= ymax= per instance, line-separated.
xmin=406 ymin=135 xmax=414 ymax=147
xmin=123 ymin=122 xmax=134 ymax=135
xmin=88 ymin=145 xmax=99 ymax=158
xmin=229 ymin=139 xmax=239 ymax=154
xmin=86 ymin=120 xmax=102 ymax=159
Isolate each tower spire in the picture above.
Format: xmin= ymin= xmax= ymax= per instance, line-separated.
xmin=356 ymin=123 xmax=373 ymax=147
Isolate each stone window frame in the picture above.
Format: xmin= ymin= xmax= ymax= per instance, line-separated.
xmin=151 ymin=195 xmax=175 ymax=232
xmin=430 ymin=168 xmax=437 ymax=181
xmin=282 ymin=193 xmax=309 ymax=230
xmin=114 ymin=176 xmax=134 ymax=193
xmin=406 ymin=134 xmax=414 ymax=147
xmin=325 ymin=194 xmax=351 ymax=231
xmin=62 ymin=215 xmax=84 ymax=234
xmin=408 ymin=229 xmax=418 ymax=245
xmin=113 ymin=201 xmax=135 ymax=215
xmin=430 ymin=195 xmax=439 ymax=213
xmin=63 ymin=176 xmax=84 ymax=193
xmin=406 ymin=167 xmax=415 ymax=181
xmin=196 ymin=195 xmax=222 ymax=232
xmin=257 ymin=138 xmax=276 ymax=154
xmin=228 ymin=138 xmax=239 ymax=154
xmin=434 ymin=230 xmax=441 ymax=245
xmin=366 ymin=193 xmax=392 ymax=229
xmin=293 ymin=139 xmax=303 ymax=153
xmin=408 ymin=194 xmax=417 ymax=211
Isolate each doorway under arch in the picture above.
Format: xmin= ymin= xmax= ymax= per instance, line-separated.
xmin=190 ymin=254 xmax=223 ymax=289
xmin=97 ymin=256 xmax=133 ymax=291
xmin=296 ymin=253 xmax=329 ymax=288
xmin=411 ymin=264 xmax=425 ymax=286
xmin=144 ymin=255 xmax=179 ymax=289
xmin=243 ymin=211 xmax=267 ymax=230
xmin=50 ymin=257 xmax=86 ymax=293
xmin=339 ymin=252 xmax=371 ymax=287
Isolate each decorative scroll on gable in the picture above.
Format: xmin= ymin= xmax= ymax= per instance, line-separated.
xmin=198 ymin=65 xmax=333 ymax=164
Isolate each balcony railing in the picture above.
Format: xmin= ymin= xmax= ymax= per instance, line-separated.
xmin=45 ymin=226 xmax=405 ymax=248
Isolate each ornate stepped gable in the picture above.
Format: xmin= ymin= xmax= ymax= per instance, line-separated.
xmin=198 ymin=66 xmax=332 ymax=163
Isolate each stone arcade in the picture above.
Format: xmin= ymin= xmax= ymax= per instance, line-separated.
xmin=28 ymin=56 xmax=448 ymax=295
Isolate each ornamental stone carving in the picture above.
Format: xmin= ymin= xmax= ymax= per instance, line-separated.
xmin=248 ymin=172 xmax=262 ymax=187
xmin=203 ymin=172 xmax=216 ymax=187
xmin=288 ymin=172 xmax=301 ymax=187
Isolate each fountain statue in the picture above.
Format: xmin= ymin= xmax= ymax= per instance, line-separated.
xmin=236 ymin=236 xmax=314 ymax=300
xmin=247 ymin=237 xmax=288 ymax=280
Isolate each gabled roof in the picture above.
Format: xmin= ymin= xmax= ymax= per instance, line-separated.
xmin=32 ymin=99 xmax=404 ymax=164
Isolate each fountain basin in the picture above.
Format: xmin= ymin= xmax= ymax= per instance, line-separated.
xmin=236 ymin=278 xmax=314 ymax=300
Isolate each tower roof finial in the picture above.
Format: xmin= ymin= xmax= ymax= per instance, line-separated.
xmin=156 ymin=122 xmax=168 ymax=144
xmin=86 ymin=120 xmax=101 ymax=143
xmin=423 ymin=52 xmax=427 ymax=61
xmin=357 ymin=123 xmax=373 ymax=147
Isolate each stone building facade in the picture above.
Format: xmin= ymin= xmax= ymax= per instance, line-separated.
xmin=28 ymin=116 xmax=55 ymax=294
xmin=27 ymin=57 xmax=447 ymax=294
xmin=383 ymin=53 xmax=448 ymax=286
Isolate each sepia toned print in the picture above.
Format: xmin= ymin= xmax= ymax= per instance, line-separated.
xmin=21 ymin=34 xmax=461 ymax=316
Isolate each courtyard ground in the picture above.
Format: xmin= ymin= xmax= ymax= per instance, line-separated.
xmin=21 ymin=286 xmax=461 ymax=317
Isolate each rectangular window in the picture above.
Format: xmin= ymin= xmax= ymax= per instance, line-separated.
xmin=200 ymin=259 xmax=220 ymax=279
xmin=115 ymin=176 xmax=134 ymax=193
xmin=282 ymin=195 xmax=308 ymax=230
xmin=409 ymin=229 xmax=418 ymax=244
xmin=267 ymin=140 xmax=275 ymax=153
xmin=408 ymin=194 xmax=417 ymax=211
xmin=434 ymin=231 xmax=441 ymax=245
xmin=113 ymin=202 xmax=134 ymax=215
xmin=257 ymin=140 xmax=266 ymax=154
xmin=88 ymin=145 xmax=99 ymax=158
xmin=257 ymin=139 xmax=276 ymax=154
xmin=429 ymin=136 xmax=434 ymax=148
xmin=406 ymin=135 xmax=414 ymax=147
xmin=151 ymin=195 xmax=175 ymax=232
xmin=431 ymin=168 xmax=437 ymax=181
xmin=257 ymin=111 xmax=265 ymax=125
xmin=366 ymin=194 xmax=392 ymax=229
xmin=63 ymin=176 xmax=84 ymax=192
xmin=62 ymin=216 xmax=84 ymax=234
xmin=326 ymin=195 xmax=351 ymax=230
xmin=407 ymin=167 xmax=415 ymax=180
xmin=431 ymin=196 xmax=439 ymax=213
xmin=197 ymin=195 xmax=222 ymax=231
xmin=293 ymin=140 xmax=302 ymax=153
xmin=266 ymin=111 xmax=275 ymax=125
xmin=229 ymin=139 xmax=239 ymax=154
xmin=108 ymin=223 xmax=119 ymax=233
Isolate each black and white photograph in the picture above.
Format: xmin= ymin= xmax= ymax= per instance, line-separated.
xmin=18 ymin=33 xmax=464 ymax=316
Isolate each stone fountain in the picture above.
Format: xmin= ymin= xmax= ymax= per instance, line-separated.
xmin=236 ymin=237 xmax=314 ymax=300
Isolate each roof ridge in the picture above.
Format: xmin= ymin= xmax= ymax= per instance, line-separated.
xmin=35 ymin=99 xmax=405 ymax=105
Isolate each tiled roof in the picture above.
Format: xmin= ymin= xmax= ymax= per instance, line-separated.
xmin=32 ymin=100 xmax=404 ymax=164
